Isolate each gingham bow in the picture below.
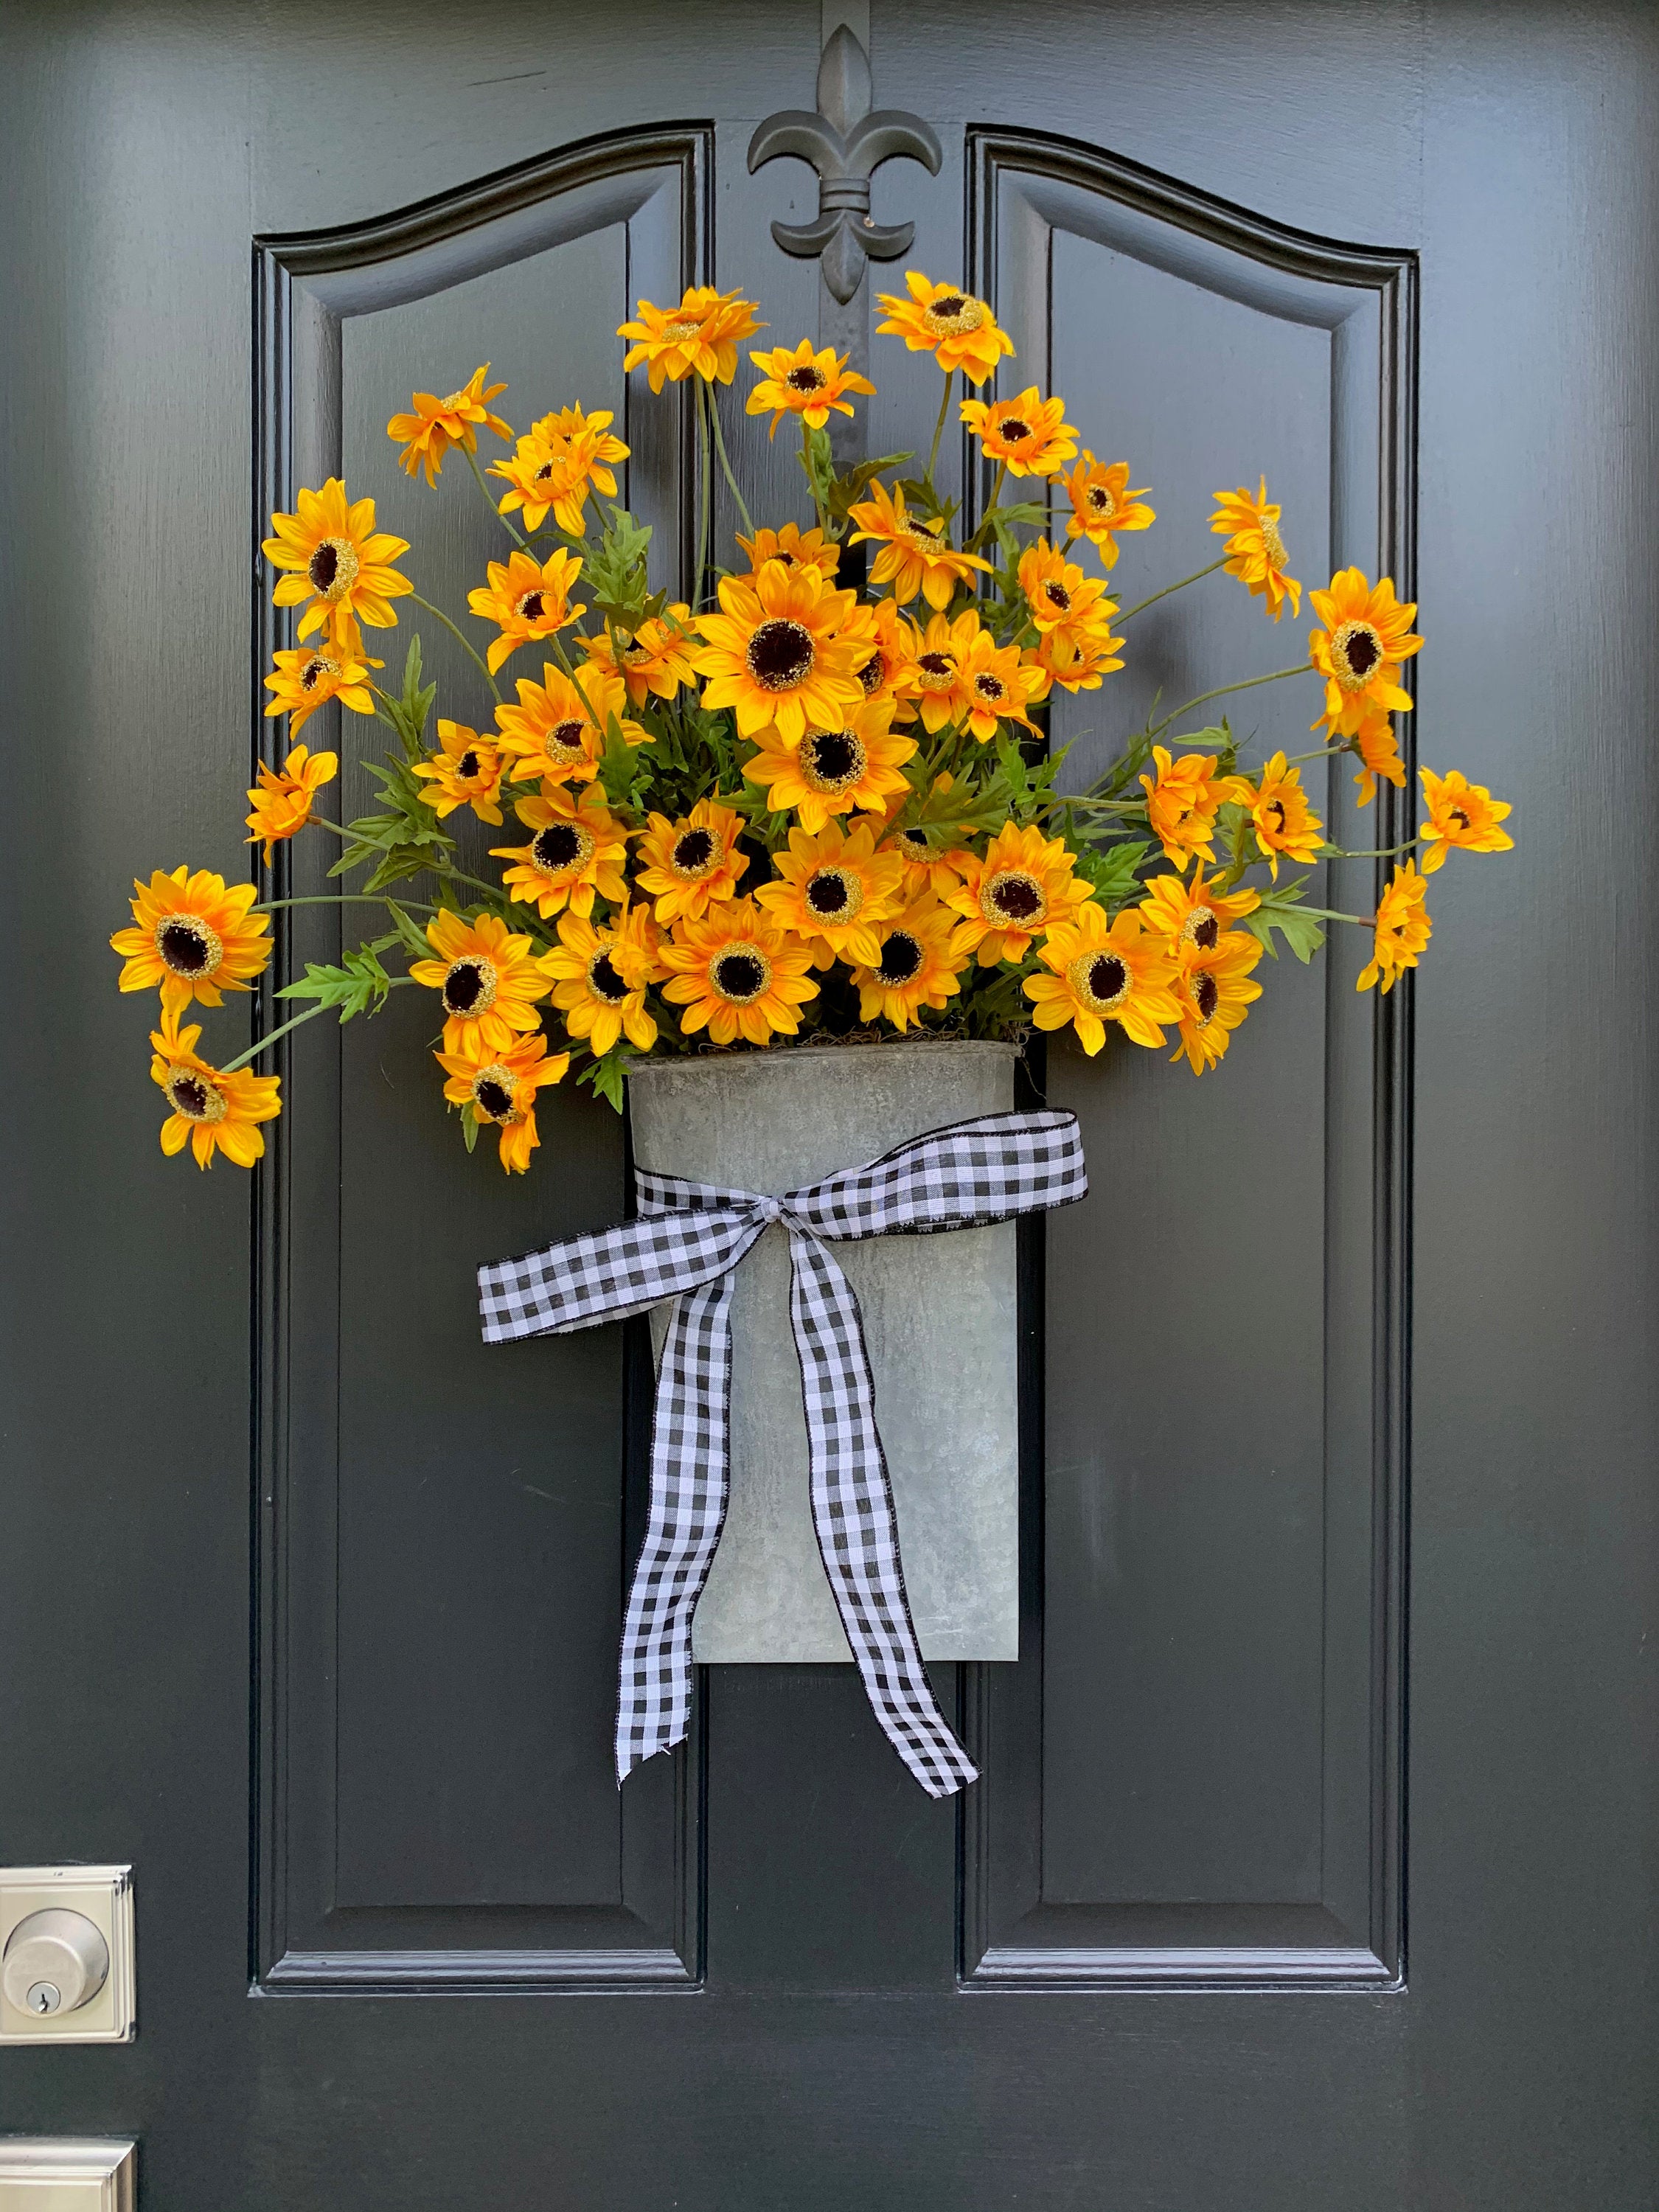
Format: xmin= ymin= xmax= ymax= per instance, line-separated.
xmin=478 ymin=1107 xmax=1087 ymax=1796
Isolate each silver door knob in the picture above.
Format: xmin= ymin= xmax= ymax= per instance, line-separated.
xmin=1 ymin=1909 xmax=110 ymax=2017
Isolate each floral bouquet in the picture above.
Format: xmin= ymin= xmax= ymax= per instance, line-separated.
xmin=114 ymin=271 xmax=1512 ymax=1172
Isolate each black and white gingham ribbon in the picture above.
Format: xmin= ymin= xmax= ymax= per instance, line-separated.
xmin=478 ymin=1108 xmax=1087 ymax=1797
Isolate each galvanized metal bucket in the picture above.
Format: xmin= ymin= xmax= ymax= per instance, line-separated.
xmin=627 ymin=1038 xmax=1020 ymax=1664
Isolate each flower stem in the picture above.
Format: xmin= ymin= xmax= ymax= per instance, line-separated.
xmin=925 ymin=370 xmax=954 ymax=489
xmin=216 ymin=976 xmax=414 ymax=1076
xmin=1334 ymin=838 xmax=1419 ymax=860
xmin=1147 ymin=663 xmax=1310 ymax=743
xmin=965 ymin=459 xmax=1009 ymax=554
xmin=1116 ymin=557 xmax=1228 ymax=624
xmin=695 ymin=380 xmax=712 ymax=609
xmin=409 ymin=591 xmax=501 ymax=703
xmin=252 ymin=894 xmax=436 ymax=914
xmin=704 ymin=380 xmax=755 ymax=540
xmin=464 ymin=446 xmax=526 ymax=550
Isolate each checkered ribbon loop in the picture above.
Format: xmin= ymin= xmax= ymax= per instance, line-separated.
xmin=478 ymin=1107 xmax=1087 ymax=1796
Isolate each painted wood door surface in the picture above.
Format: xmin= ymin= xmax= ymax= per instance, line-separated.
xmin=1 ymin=4 xmax=1654 ymax=2206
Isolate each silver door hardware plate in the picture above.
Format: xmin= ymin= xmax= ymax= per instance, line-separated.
xmin=0 ymin=1870 xmax=134 ymax=2045
xmin=0 ymin=2139 xmax=136 ymax=2211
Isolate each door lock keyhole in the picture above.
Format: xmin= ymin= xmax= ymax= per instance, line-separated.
xmin=2 ymin=1911 xmax=108 ymax=2021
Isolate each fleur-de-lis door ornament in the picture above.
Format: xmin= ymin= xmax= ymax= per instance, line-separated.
xmin=748 ymin=15 xmax=942 ymax=467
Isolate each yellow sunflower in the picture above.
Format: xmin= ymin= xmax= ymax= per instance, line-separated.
xmin=1017 ymin=539 xmax=1124 ymax=678
xmin=1062 ymin=453 xmax=1155 ymax=566
xmin=959 ymin=386 xmax=1079 ymax=478
xmin=850 ymin=892 xmax=967 ymax=1030
xmin=113 ymin=866 xmax=272 ymax=1013
xmin=1210 ymin=479 xmax=1302 ymax=621
xmin=467 ymin=546 xmax=585 ymax=676
xmin=408 ymin=720 xmax=504 ymax=824
xmin=744 ymin=703 xmax=917 ymax=834
xmin=1136 ymin=861 xmax=1260 ymax=956
xmin=1236 ymin=752 xmax=1325 ymax=880
xmin=246 ymin=742 xmax=337 ymax=864
xmin=1169 ymin=929 xmax=1265 ymax=1075
xmin=149 ymin=1009 xmax=282 ymax=1169
xmin=1417 ymin=768 xmax=1514 ymax=874
xmin=408 ymin=909 xmax=549 ymax=1054
xmin=1357 ymin=861 xmax=1431 ymax=995
xmin=902 ymin=608 xmax=1045 ymax=742
xmin=386 ymin=364 xmax=511 ymax=485
xmin=1024 ymin=902 xmax=1183 ymax=1054
xmin=846 ymin=479 xmax=993 ymax=611
xmin=1138 ymin=745 xmax=1233 ymax=869
xmin=754 ymin=819 xmax=906 ymax=969
xmin=635 ymin=796 xmax=750 ymax=924
xmin=1351 ymin=709 xmax=1408 ymax=807
xmin=538 ymin=908 xmax=663 ymax=1056
xmin=493 ymin=664 xmax=644 ymax=787
xmin=943 ymin=821 xmax=1093 ymax=967
xmin=846 ymin=596 xmax=923 ymax=717
xmin=746 ymin=340 xmax=874 ymax=437
xmin=878 ymin=776 xmax=967 ymax=898
xmin=658 ymin=900 xmax=820 ymax=1046
xmin=691 ymin=563 xmax=865 ymax=745
xmin=619 ymin=286 xmax=765 ymax=390
xmin=1308 ymin=567 xmax=1422 ymax=738
xmin=490 ymin=406 xmax=629 ymax=535
xmin=874 ymin=271 xmax=1015 ymax=384
xmin=1033 ymin=624 xmax=1124 ymax=695
xmin=262 ymin=641 xmax=375 ymax=737
xmin=262 ymin=478 xmax=411 ymax=649
xmin=434 ymin=1027 xmax=570 ymax=1175
xmin=735 ymin=521 xmax=841 ymax=583
xmin=580 ymin=605 xmax=697 ymax=706
xmin=491 ymin=786 xmax=629 ymax=921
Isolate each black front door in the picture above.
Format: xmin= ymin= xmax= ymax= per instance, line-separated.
xmin=2 ymin=4 xmax=1654 ymax=2206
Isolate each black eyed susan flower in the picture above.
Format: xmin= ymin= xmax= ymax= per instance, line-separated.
xmin=1210 ymin=479 xmax=1302 ymax=622
xmin=844 ymin=596 xmax=923 ymax=718
xmin=1234 ymin=752 xmax=1325 ymax=881
xmin=942 ymin=821 xmax=1094 ymax=968
xmin=408 ymin=909 xmax=550 ymax=1055
xmin=149 ymin=1009 xmax=281 ymax=1169
xmin=386 ymin=364 xmax=511 ymax=485
xmin=878 ymin=778 xmax=968 ymax=900
xmin=734 ymin=522 xmax=842 ymax=584
xmin=754 ymin=820 xmax=906 ymax=970
xmin=743 ymin=702 xmax=917 ymax=835
xmin=113 ymin=866 xmax=272 ymax=1013
xmin=846 ymin=480 xmax=994 ymax=611
xmin=491 ymin=786 xmax=630 ymax=921
xmin=850 ymin=892 xmax=967 ymax=1031
xmin=246 ymin=743 xmax=338 ymax=865
xmin=1062 ymin=454 xmax=1155 ymax=566
xmin=262 ymin=478 xmax=412 ymax=650
xmin=659 ymin=900 xmax=821 ymax=1047
xmin=1357 ymin=861 xmax=1431 ymax=995
xmin=1136 ymin=862 xmax=1261 ymax=959
xmin=691 ymin=563 xmax=866 ymax=746
xmin=1023 ymin=902 xmax=1183 ymax=1054
xmin=262 ymin=641 xmax=375 ymax=737
xmin=493 ymin=664 xmax=644 ymax=790
xmin=580 ymin=605 xmax=698 ymax=707
xmin=1137 ymin=746 xmax=1233 ymax=871
xmin=959 ymin=386 xmax=1079 ymax=478
xmin=411 ymin=721 xmax=509 ymax=825
xmin=538 ymin=908 xmax=664 ymax=1057
xmin=434 ymin=1027 xmax=570 ymax=1175
xmin=1033 ymin=622 xmax=1124 ymax=695
xmin=746 ymin=340 xmax=874 ymax=437
xmin=1017 ymin=540 xmax=1123 ymax=683
xmin=899 ymin=609 xmax=1044 ymax=742
xmin=874 ymin=271 xmax=1015 ymax=385
xmin=1417 ymin=768 xmax=1514 ymax=874
xmin=491 ymin=406 xmax=629 ymax=535
xmin=1308 ymin=567 xmax=1422 ymax=739
xmin=635 ymin=797 xmax=751 ymax=925
xmin=1169 ymin=930 xmax=1265 ymax=1075
xmin=467 ymin=547 xmax=585 ymax=676
xmin=619 ymin=287 xmax=765 ymax=390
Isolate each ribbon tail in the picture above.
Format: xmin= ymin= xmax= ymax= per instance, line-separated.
xmin=614 ymin=1274 xmax=735 ymax=1786
xmin=785 ymin=1226 xmax=978 ymax=1798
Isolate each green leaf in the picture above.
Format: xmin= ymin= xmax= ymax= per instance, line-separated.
xmin=1245 ymin=877 xmax=1327 ymax=963
xmin=383 ymin=899 xmax=431 ymax=960
xmin=577 ymin=1044 xmax=630 ymax=1114
xmin=276 ymin=942 xmax=399 ymax=1022
xmin=824 ymin=451 xmax=915 ymax=523
xmin=460 ymin=1102 xmax=480 ymax=1154
xmin=585 ymin=504 xmax=658 ymax=630
xmin=1076 ymin=838 xmax=1152 ymax=908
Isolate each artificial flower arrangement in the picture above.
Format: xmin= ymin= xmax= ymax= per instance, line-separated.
xmin=114 ymin=272 xmax=1513 ymax=1172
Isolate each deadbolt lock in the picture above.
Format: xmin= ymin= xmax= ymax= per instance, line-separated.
xmin=0 ymin=1868 xmax=134 ymax=2043
xmin=2 ymin=1909 xmax=110 ymax=2017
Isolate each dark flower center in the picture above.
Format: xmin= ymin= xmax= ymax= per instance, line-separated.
xmin=712 ymin=949 xmax=767 ymax=1003
xmin=1191 ymin=970 xmax=1220 ymax=1023
xmin=800 ymin=730 xmax=864 ymax=794
xmin=1044 ymin=582 xmax=1071 ymax=612
xmin=934 ymin=293 xmax=967 ymax=317
xmin=806 ymin=869 xmax=852 ymax=917
xmin=534 ymin=460 xmax=556 ymax=484
xmin=157 ymin=917 xmax=218 ymax=977
xmin=1184 ymin=906 xmax=1220 ymax=951
xmin=475 ymin=1077 xmax=514 ymax=1119
xmin=456 ymin=749 xmax=480 ymax=779
xmin=986 ymin=871 xmax=1043 ymax=923
xmin=516 ymin=590 xmax=548 ymax=622
xmin=858 ymin=652 xmax=884 ymax=698
xmin=1087 ymin=487 xmax=1111 ymax=511
xmin=974 ymin=672 xmax=1006 ymax=701
xmin=588 ymin=951 xmax=630 ymax=1003
xmin=166 ymin=1071 xmax=223 ymax=1122
xmin=998 ymin=417 xmax=1032 ymax=443
xmin=532 ymin=822 xmax=585 ymax=874
xmin=1333 ymin=620 xmax=1383 ymax=686
xmin=1449 ymin=807 xmax=1470 ymax=830
xmin=1087 ymin=953 xmax=1129 ymax=1007
xmin=786 ymin=365 xmax=827 ymax=392
xmin=307 ymin=537 xmax=358 ymax=599
xmin=876 ymin=931 xmax=923 ymax=985
xmin=746 ymin=619 xmax=815 ymax=692
xmin=672 ymin=827 xmax=718 ymax=876
xmin=547 ymin=719 xmax=588 ymax=758
xmin=442 ymin=958 xmax=496 ymax=1015
xmin=916 ymin=650 xmax=956 ymax=691
xmin=300 ymin=654 xmax=338 ymax=691
xmin=899 ymin=828 xmax=932 ymax=858
xmin=1265 ymin=799 xmax=1287 ymax=834
xmin=923 ymin=293 xmax=984 ymax=336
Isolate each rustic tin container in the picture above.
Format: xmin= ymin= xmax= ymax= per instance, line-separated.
xmin=627 ymin=1038 xmax=1020 ymax=1664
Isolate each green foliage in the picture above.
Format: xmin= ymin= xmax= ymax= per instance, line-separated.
xmin=1074 ymin=838 xmax=1152 ymax=909
xmin=1244 ymin=877 xmax=1327 ymax=963
xmin=577 ymin=1043 xmax=630 ymax=1114
xmin=330 ymin=638 xmax=458 ymax=891
xmin=585 ymin=504 xmax=664 ymax=632
xmin=276 ymin=937 xmax=403 ymax=1021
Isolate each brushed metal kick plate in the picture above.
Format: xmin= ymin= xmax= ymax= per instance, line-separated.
xmin=0 ymin=1871 xmax=134 ymax=2045
xmin=0 ymin=2139 xmax=136 ymax=2211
